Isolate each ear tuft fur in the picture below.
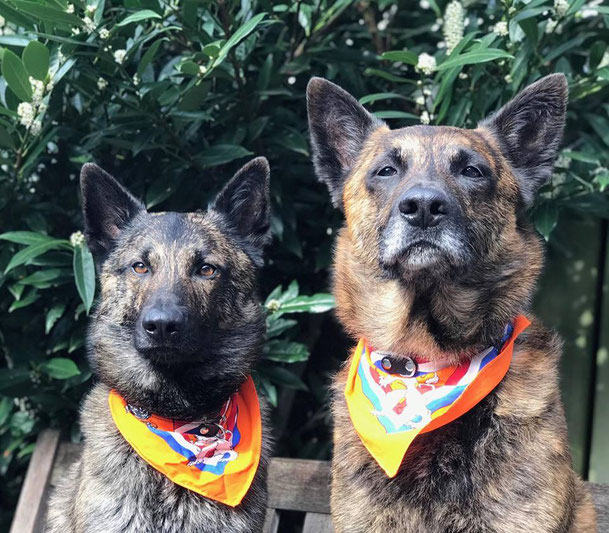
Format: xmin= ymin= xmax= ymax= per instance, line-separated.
xmin=80 ymin=163 xmax=144 ymax=259
xmin=479 ymin=73 xmax=568 ymax=205
xmin=212 ymin=157 xmax=271 ymax=263
xmin=307 ymin=77 xmax=383 ymax=208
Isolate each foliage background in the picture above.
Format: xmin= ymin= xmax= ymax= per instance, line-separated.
xmin=1 ymin=0 xmax=609 ymax=527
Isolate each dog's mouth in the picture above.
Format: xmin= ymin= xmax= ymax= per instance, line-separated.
xmin=134 ymin=341 xmax=201 ymax=365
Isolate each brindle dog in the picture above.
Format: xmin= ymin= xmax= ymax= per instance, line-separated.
xmin=47 ymin=158 xmax=272 ymax=533
xmin=307 ymin=74 xmax=596 ymax=532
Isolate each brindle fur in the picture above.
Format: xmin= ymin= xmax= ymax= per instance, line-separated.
xmin=307 ymin=75 xmax=596 ymax=532
xmin=47 ymin=158 xmax=273 ymax=533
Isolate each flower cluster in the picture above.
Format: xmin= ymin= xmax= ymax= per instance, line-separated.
xmin=97 ymin=77 xmax=108 ymax=90
xmin=554 ymin=0 xmax=569 ymax=17
xmin=443 ymin=1 xmax=465 ymax=54
xmin=493 ymin=21 xmax=508 ymax=36
xmin=70 ymin=231 xmax=86 ymax=248
xmin=114 ymin=49 xmax=127 ymax=64
xmin=417 ymin=53 xmax=436 ymax=76
xmin=17 ymin=77 xmax=52 ymax=135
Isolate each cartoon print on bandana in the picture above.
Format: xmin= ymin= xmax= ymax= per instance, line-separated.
xmin=358 ymin=324 xmax=514 ymax=433
xmin=137 ymin=398 xmax=241 ymax=476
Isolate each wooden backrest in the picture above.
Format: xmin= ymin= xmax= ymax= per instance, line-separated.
xmin=9 ymin=430 xmax=334 ymax=533
xmin=10 ymin=429 xmax=609 ymax=533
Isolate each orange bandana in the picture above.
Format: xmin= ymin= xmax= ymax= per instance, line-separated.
xmin=345 ymin=315 xmax=530 ymax=477
xmin=108 ymin=376 xmax=262 ymax=507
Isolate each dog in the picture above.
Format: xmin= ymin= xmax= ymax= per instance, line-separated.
xmin=307 ymin=74 xmax=597 ymax=532
xmin=47 ymin=158 xmax=272 ymax=533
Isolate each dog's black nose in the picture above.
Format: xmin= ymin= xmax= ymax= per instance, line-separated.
xmin=141 ymin=306 xmax=185 ymax=341
xmin=398 ymin=186 xmax=451 ymax=229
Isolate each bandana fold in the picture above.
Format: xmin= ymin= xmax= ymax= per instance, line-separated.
xmin=345 ymin=315 xmax=530 ymax=477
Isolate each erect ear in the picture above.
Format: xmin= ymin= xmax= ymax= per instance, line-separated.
xmin=211 ymin=157 xmax=271 ymax=263
xmin=307 ymin=77 xmax=384 ymax=208
xmin=479 ymin=73 xmax=568 ymax=206
xmin=80 ymin=163 xmax=145 ymax=259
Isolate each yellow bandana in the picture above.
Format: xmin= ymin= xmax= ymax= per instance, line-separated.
xmin=108 ymin=376 xmax=262 ymax=507
xmin=345 ymin=316 xmax=530 ymax=477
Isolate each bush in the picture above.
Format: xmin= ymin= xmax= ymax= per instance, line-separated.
xmin=0 ymin=0 xmax=608 ymax=526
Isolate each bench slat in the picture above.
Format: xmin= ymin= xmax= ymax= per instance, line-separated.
xmin=262 ymin=508 xmax=279 ymax=533
xmin=303 ymin=512 xmax=334 ymax=533
xmin=267 ymin=457 xmax=331 ymax=514
xmin=10 ymin=430 xmax=61 ymax=533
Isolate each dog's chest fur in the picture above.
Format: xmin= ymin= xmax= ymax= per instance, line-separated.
xmin=330 ymin=331 xmax=595 ymax=533
xmin=46 ymin=384 xmax=269 ymax=533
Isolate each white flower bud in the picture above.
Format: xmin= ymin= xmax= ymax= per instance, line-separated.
xmin=443 ymin=1 xmax=464 ymax=54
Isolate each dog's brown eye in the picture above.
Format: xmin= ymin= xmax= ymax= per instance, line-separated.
xmin=377 ymin=166 xmax=397 ymax=177
xmin=462 ymin=166 xmax=482 ymax=178
xmin=132 ymin=262 xmax=149 ymax=275
xmin=198 ymin=264 xmax=217 ymax=278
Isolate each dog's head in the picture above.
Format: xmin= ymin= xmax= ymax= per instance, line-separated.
xmin=307 ymin=75 xmax=567 ymax=352
xmin=81 ymin=158 xmax=270 ymax=417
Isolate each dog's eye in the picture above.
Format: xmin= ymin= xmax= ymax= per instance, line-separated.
xmin=377 ymin=166 xmax=397 ymax=177
xmin=197 ymin=264 xmax=217 ymax=278
xmin=462 ymin=166 xmax=483 ymax=178
xmin=132 ymin=262 xmax=149 ymax=275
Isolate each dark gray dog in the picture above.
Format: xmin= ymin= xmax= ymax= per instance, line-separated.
xmin=47 ymin=158 xmax=272 ymax=532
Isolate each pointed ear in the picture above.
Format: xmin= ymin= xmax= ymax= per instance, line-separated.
xmin=212 ymin=157 xmax=271 ymax=261
xmin=307 ymin=77 xmax=384 ymax=208
xmin=479 ymin=73 xmax=568 ymax=205
xmin=80 ymin=163 xmax=145 ymax=259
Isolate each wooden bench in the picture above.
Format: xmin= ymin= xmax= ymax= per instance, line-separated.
xmin=10 ymin=430 xmax=609 ymax=532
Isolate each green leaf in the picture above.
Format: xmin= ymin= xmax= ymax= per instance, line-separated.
xmin=359 ymin=92 xmax=406 ymax=105
xmin=202 ymin=43 xmax=221 ymax=60
xmin=73 ymin=245 xmax=95 ymax=314
xmin=0 ymin=368 xmax=30 ymax=392
xmin=436 ymin=49 xmax=513 ymax=71
xmin=266 ymin=317 xmax=297 ymax=338
xmin=263 ymin=366 xmax=308 ymax=391
xmin=0 ymin=126 xmax=15 ymax=149
xmin=180 ymin=60 xmax=199 ymax=76
xmin=0 ymin=397 xmax=12 ymax=426
xmin=254 ymin=374 xmax=277 ymax=406
xmin=195 ymin=144 xmax=253 ymax=168
xmin=45 ymin=303 xmax=66 ymax=334
xmin=0 ymin=231 xmax=58 ymax=245
xmin=4 ymin=240 xmax=69 ymax=273
xmin=535 ymin=203 xmax=558 ymax=241
xmin=264 ymin=340 xmax=309 ymax=363
xmin=381 ymin=50 xmax=418 ymax=66
xmin=117 ymin=9 xmax=162 ymax=27
xmin=1 ymin=49 xmax=32 ymax=102
xmin=9 ymin=1 xmax=85 ymax=27
xmin=22 ymin=41 xmax=49 ymax=81
xmin=9 ymin=288 xmax=39 ymax=311
xmin=17 ymin=268 xmax=64 ymax=287
xmin=137 ymin=38 xmax=164 ymax=76
xmin=278 ymin=293 xmax=335 ymax=314
xmin=373 ymin=111 xmax=419 ymax=120
xmin=214 ymin=12 xmax=267 ymax=67
xmin=43 ymin=358 xmax=81 ymax=380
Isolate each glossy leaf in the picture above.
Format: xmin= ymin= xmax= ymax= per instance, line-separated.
xmin=1 ymin=49 xmax=32 ymax=102
xmin=43 ymin=358 xmax=81 ymax=380
xmin=22 ymin=41 xmax=49 ymax=81
xmin=72 ymin=245 xmax=95 ymax=314
xmin=117 ymin=9 xmax=162 ymax=27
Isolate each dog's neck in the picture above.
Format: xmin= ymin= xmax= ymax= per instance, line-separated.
xmin=333 ymin=230 xmax=540 ymax=361
xmin=109 ymin=369 xmax=244 ymax=421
